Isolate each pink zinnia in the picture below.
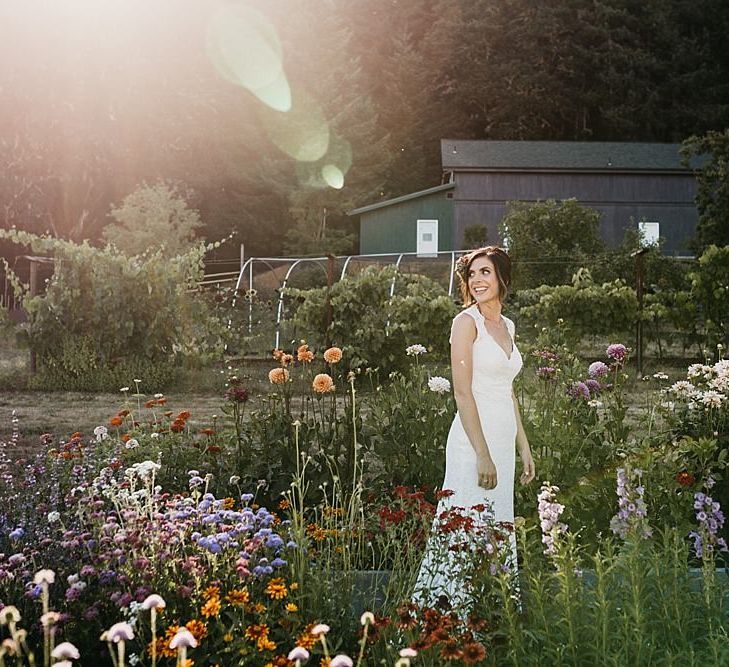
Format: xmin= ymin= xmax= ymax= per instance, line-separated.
xmin=606 ymin=343 xmax=627 ymax=362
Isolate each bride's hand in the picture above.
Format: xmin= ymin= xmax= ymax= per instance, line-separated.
xmin=477 ymin=455 xmax=497 ymax=490
xmin=520 ymin=450 xmax=535 ymax=485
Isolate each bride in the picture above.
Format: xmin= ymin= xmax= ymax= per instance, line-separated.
xmin=413 ymin=246 xmax=535 ymax=609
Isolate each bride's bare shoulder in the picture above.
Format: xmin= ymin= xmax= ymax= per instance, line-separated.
xmin=451 ymin=310 xmax=477 ymax=341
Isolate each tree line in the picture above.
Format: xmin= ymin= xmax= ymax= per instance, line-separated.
xmin=1 ymin=0 xmax=728 ymax=262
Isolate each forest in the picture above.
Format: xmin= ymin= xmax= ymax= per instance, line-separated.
xmin=1 ymin=0 xmax=729 ymax=260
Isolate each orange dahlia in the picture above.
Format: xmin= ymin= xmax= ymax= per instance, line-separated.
xmin=268 ymin=368 xmax=290 ymax=385
xmin=312 ymin=373 xmax=335 ymax=394
xmin=297 ymin=344 xmax=314 ymax=363
xmin=323 ymin=346 xmax=343 ymax=364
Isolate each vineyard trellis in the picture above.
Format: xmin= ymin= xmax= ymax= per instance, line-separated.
xmin=225 ymin=250 xmax=463 ymax=350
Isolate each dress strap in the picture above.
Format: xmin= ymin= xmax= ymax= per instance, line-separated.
xmin=449 ymin=306 xmax=483 ymax=344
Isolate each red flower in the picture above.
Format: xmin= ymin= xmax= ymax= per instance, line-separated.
xmin=109 ymin=416 xmax=123 ymax=427
xmin=676 ymin=471 xmax=695 ymax=487
xmin=440 ymin=641 xmax=462 ymax=660
xmin=170 ymin=421 xmax=185 ymax=433
xmin=435 ymin=489 xmax=455 ymax=499
xmin=393 ymin=485 xmax=410 ymax=498
xmin=462 ymin=641 xmax=487 ymax=664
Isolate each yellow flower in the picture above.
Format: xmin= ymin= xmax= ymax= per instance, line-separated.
xmin=297 ymin=344 xmax=314 ymax=363
xmin=285 ymin=603 xmax=298 ymax=613
xmin=222 ymin=497 xmax=235 ymax=510
xmin=265 ymin=578 xmax=288 ymax=600
xmin=223 ymin=633 xmax=233 ymax=643
xmin=323 ymin=347 xmax=343 ymax=364
xmin=257 ymin=636 xmax=277 ymax=652
xmin=290 ymin=582 xmax=299 ymax=591
xmin=185 ymin=619 xmax=209 ymax=641
xmin=225 ymin=589 xmax=250 ymax=606
xmin=245 ymin=624 xmax=269 ymax=641
xmin=268 ymin=368 xmax=290 ymax=385
xmin=201 ymin=597 xmax=221 ymax=618
xmin=312 ymin=373 xmax=335 ymax=394
xmin=278 ymin=499 xmax=291 ymax=510
xmin=201 ymin=585 xmax=220 ymax=601
xmin=252 ymin=602 xmax=266 ymax=614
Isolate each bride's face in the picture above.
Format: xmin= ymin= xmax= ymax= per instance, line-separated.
xmin=468 ymin=255 xmax=501 ymax=305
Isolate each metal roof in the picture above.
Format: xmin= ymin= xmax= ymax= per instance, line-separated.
xmin=348 ymin=182 xmax=455 ymax=216
xmin=441 ymin=140 xmax=695 ymax=172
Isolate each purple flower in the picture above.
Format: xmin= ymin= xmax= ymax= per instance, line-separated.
xmin=537 ymin=366 xmax=557 ymax=380
xmin=585 ymin=379 xmax=601 ymax=395
xmin=538 ymin=483 xmax=567 ymax=556
xmin=691 ymin=485 xmax=728 ymax=560
xmin=610 ymin=468 xmax=651 ymax=540
xmin=568 ymin=382 xmax=590 ymax=400
xmin=606 ymin=343 xmax=628 ymax=362
xmin=588 ymin=361 xmax=610 ymax=377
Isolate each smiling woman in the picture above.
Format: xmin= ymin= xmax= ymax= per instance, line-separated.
xmin=413 ymin=245 xmax=535 ymax=613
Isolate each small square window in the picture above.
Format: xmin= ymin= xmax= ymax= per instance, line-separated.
xmin=422 ymin=233 xmax=433 ymax=242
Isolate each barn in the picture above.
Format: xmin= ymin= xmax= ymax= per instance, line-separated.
xmin=350 ymin=140 xmax=700 ymax=256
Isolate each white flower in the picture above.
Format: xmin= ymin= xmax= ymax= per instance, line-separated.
xmin=52 ymin=642 xmax=80 ymax=660
xmin=700 ymin=390 xmax=725 ymax=408
xmin=229 ymin=475 xmax=241 ymax=485
xmin=150 ymin=432 xmax=160 ymax=439
xmin=688 ymin=363 xmax=713 ymax=379
xmin=93 ymin=425 xmax=109 ymax=442
xmin=311 ymin=623 xmax=330 ymax=636
xmin=427 ymin=376 xmax=451 ymax=394
xmin=360 ymin=611 xmax=375 ymax=626
xmin=587 ymin=399 xmax=603 ymax=408
xmin=169 ymin=628 xmax=197 ymax=649
xmin=125 ymin=439 xmax=140 ymax=450
xmin=33 ymin=569 xmax=55 ymax=585
xmin=47 ymin=511 xmax=60 ymax=523
xmin=154 ymin=393 xmax=164 ymax=399
xmin=141 ymin=594 xmax=166 ymax=610
xmin=709 ymin=375 xmax=729 ymax=393
xmin=104 ymin=622 xmax=134 ymax=643
xmin=330 ymin=656 xmax=353 ymax=667
xmin=405 ymin=344 xmax=427 ymax=356
xmin=120 ymin=387 xmax=130 ymax=393
xmin=400 ymin=648 xmax=418 ymax=658
xmin=288 ymin=646 xmax=310 ymax=663
xmin=670 ymin=380 xmax=697 ymax=398
xmin=652 ymin=372 xmax=668 ymax=380
xmin=125 ymin=461 xmax=160 ymax=481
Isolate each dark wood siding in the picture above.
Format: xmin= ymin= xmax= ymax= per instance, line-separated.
xmin=452 ymin=171 xmax=698 ymax=254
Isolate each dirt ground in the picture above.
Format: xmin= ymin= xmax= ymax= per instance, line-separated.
xmin=0 ymin=391 xmax=228 ymax=452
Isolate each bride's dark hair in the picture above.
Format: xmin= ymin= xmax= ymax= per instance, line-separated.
xmin=455 ymin=246 xmax=511 ymax=306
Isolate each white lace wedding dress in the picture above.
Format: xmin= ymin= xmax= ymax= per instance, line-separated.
xmin=413 ymin=305 xmax=523 ymax=609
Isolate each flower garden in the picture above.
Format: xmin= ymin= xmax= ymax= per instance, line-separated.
xmin=1 ymin=322 xmax=729 ymax=667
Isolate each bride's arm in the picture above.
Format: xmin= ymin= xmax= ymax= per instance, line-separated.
xmin=451 ymin=314 xmax=497 ymax=489
xmin=512 ymin=390 xmax=535 ymax=485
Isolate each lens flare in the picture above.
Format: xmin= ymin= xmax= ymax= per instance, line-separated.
xmin=206 ymin=5 xmax=291 ymax=111
xmin=321 ymin=164 xmax=344 ymax=189
xmin=261 ymin=92 xmax=330 ymax=162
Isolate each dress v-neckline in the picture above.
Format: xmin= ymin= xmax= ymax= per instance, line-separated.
xmin=472 ymin=306 xmax=514 ymax=361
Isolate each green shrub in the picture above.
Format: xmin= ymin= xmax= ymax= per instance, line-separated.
xmin=286 ymin=265 xmax=458 ymax=373
xmin=690 ymin=244 xmax=729 ymax=348
xmin=514 ymin=270 xmax=638 ymax=343
xmin=0 ymin=229 xmax=224 ymax=391
xmin=500 ymin=199 xmax=605 ymax=290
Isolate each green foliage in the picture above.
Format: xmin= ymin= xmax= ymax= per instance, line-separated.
xmin=363 ymin=358 xmax=454 ymax=493
xmin=501 ymin=199 xmax=605 ymax=290
xmin=515 ymin=270 xmax=638 ymax=342
xmin=283 ymin=208 xmax=356 ymax=257
xmin=287 ymin=265 xmax=458 ymax=374
xmin=681 ymin=129 xmax=729 ymax=254
xmin=103 ymin=182 xmax=203 ymax=258
xmin=690 ymin=244 xmax=729 ymax=347
xmin=494 ymin=527 xmax=729 ymax=666
xmin=0 ymin=228 xmax=224 ymax=391
xmin=463 ymin=224 xmax=488 ymax=249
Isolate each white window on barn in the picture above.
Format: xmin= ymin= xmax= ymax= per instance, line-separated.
xmin=638 ymin=221 xmax=660 ymax=247
xmin=416 ymin=219 xmax=438 ymax=257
